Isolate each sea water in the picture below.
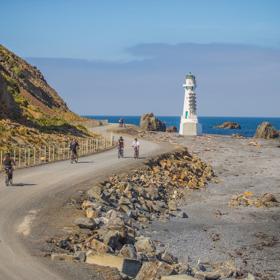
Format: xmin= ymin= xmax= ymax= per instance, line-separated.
xmin=85 ymin=115 xmax=280 ymax=138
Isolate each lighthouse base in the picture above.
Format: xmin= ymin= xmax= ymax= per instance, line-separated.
xmin=179 ymin=120 xmax=202 ymax=136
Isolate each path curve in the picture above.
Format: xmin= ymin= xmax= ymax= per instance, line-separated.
xmin=0 ymin=130 xmax=164 ymax=280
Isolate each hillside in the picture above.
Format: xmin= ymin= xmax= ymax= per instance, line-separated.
xmin=0 ymin=44 xmax=97 ymax=151
xmin=0 ymin=44 xmax=82 ymax=123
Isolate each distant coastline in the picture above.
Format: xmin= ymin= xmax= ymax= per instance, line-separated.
xmin=85 ymin=115 xmax=280 ymax=138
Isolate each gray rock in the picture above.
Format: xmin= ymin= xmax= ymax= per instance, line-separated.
xmin=74 ymin=218 xmax=97 ymax=230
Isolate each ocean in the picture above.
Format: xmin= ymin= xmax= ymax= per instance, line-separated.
xmin=85 ymin=116 xmax=280 ymax=138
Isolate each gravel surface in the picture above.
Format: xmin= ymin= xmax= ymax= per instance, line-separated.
xmin=146 ymin=135 xmax=280 ymax=279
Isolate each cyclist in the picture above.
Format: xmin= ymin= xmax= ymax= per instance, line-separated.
xmin=2 ymin=153 xmax=16 ymax=186
xmin=70 ymin=139 xmax=79 ymax=163
xmin=132 ymin=138 xmax=140 ymax=159
xmin=117 ymin=136 xmax=124 ymax=158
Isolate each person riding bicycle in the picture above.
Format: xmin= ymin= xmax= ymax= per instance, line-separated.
xmin=117 ymin=136 xmax=124 ymax=158
xmin=132 ymin=138 xmax=140 ymax=159
xmin=2 ymin=153 xmax=16 ymax=186
xmin=70 ymin=139 xmax=79 ymax=163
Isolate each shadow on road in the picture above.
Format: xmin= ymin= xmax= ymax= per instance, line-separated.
xmin=123 ymin=156 xmax=146 ymax=159
xmin=11 ymin=183 xmax=37 ymax=187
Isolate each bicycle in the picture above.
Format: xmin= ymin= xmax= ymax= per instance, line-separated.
xmin=70 ymin=150 xmax=78 ymax=163
xmin=118 ymin=147 xmax=124 ymax=159
xmin=134 ymin=147 xmax=139 ymax=159
xmin=4 ymin=167 xmax=13 ymax=186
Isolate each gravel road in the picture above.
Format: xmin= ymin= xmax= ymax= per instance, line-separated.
xmin=0 ymin=131 xmax=164 ymax=280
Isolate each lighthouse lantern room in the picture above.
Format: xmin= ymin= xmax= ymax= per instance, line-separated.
xmin=179 ymin=73 xmax=202 ymax=136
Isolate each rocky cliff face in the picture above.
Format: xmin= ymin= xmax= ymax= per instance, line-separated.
xmin=0 ymin=44 xmax=80 ymax=123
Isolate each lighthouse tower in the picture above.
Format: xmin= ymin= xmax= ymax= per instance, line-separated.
xmin=179 ymin=73 xmax=202 ymax=136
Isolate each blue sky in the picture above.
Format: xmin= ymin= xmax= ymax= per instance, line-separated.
xmin=1 ymin=0 xmax=280 ymax=116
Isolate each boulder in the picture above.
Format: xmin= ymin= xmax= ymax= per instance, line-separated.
xmin=86 ymin=254 xmax=142 ymax=278
xmin=136 ymin=261 xmax=176 ymax=280
xmin=87 ymin=185 xmax=102 ymax=200
xmin=168 ymin=200 xmax=177 ymax=211
xmin=88 ymin=238 xmax=112 ymax=254
xmin=74 ymin=218 xmax=97 ymax=230
xmin=135 ymin=236 xmax=156 ymax=255
xmin=85 ymin=208 xmax=99 ymax=219
xmin=140 ymin=113 xmax=166 ymax=132
xmin=215 ymin=122 xmax=241 ymax=129
xmin=260 ymin=193 xmax=278 ymax=203
xmin=119 ymin=244 xmax=137 ymax=259
xmin=166 ymin=126 xmax=178 ymax=133
xmin=254 ymin=122 xmax=279 ymax=139
xmin=103 ymin=230 xmax=125 ymax=251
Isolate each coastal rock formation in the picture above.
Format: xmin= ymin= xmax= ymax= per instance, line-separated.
xmin=254 ymin=122 xmax=279 ymax=139
xmin=215 ymin=122 xmax=241 ymax=129
xmin=140 ymin=113 xmax=166 ymax=131
xmin=49 ymin=149 xmax=215 ymax=279
xmin=166 ymin=126 xmax=178 ymax=133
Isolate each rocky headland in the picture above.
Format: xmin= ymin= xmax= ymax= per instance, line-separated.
xmin=215 ymin=122 xmax=241 ymax=130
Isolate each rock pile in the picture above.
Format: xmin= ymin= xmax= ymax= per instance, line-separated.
xmin=140 ymin=113 xmax=166 ymax=132
xmin=50 ymin=149 xmax=215 ymax=279
xmin=254 ymin=122 xmax=279 ymax=139
xmin=215 ymin=122 xmax=241 ymax=129
xmin=229 ymin=192 xmax=279 ymax=208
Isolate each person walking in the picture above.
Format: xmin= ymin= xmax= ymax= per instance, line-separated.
xmin=132 ymin=138 xmax=140 ymax=159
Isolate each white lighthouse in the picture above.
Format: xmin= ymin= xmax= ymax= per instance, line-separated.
xmin=179 ymin=73 xmax=202 ymax=136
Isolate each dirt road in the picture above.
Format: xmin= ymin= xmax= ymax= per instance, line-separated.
xmin=0 ymin=133 xmax=162 ymax=280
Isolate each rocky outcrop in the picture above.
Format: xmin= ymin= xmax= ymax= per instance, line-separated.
xmin=215 ymin=122 xmax=241 ymax=129
xmin=166 ymin=126 xmax=178 ymax=133
xmin=140 ymin=113 xmax=166 ymax=131
xmin=254 ymin=122 xmax=279 ymax=139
